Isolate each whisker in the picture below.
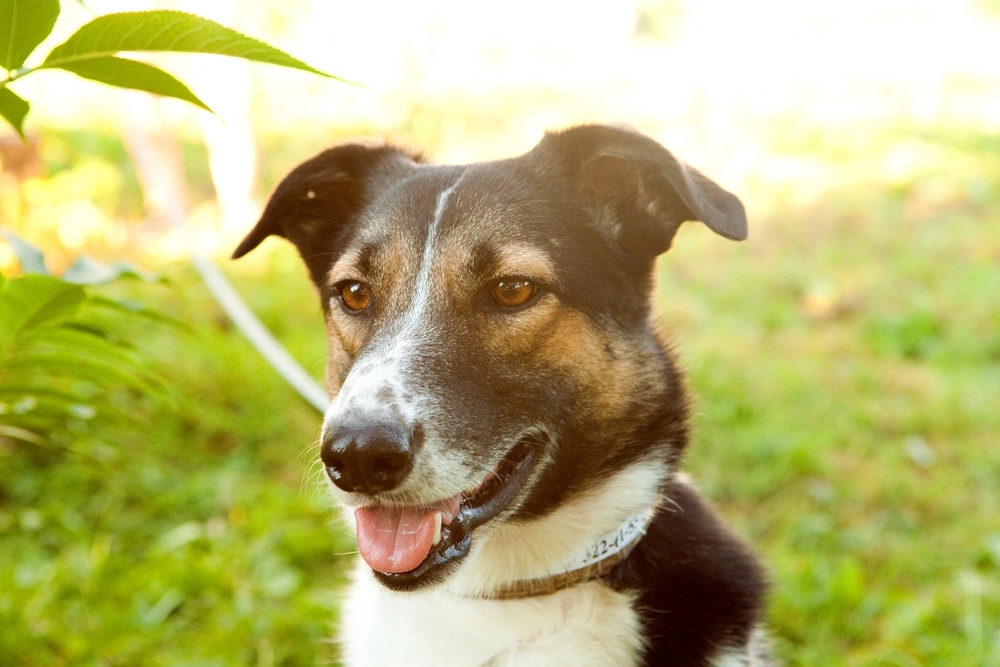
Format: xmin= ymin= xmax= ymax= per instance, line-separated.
xmin=301 ymin=463 xmax=329 ymax=500
xmin=297 ymin=438 xmax=326 ymax=497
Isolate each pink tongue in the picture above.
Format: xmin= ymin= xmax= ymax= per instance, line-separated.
xmin=354 ymin=506 xmax=440 ymax=574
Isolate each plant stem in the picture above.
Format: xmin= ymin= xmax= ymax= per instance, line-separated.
xmin=3 ymin=67 xmax=33 ymax=85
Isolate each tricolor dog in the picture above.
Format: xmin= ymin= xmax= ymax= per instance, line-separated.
xmin=234 ymin=125 xmax=774 ymax=666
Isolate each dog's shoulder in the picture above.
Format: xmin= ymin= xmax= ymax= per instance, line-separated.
xmin=608 ymin=476 xmax=774 ymax=666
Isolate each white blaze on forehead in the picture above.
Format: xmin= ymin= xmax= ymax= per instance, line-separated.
xmin=407 ymin=170 xmax=465 ymax=331
xmin=324 ymin=170 xmax=467 ymax=430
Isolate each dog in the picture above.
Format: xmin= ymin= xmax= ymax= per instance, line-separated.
xmin=234 ymin=124 xmax=773 ymax=666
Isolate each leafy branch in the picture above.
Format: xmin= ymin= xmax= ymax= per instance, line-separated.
xmin=0 ymin=233 xmax=181 ymax=450
xmin=0 ymin=0 xmax=343 ymax=137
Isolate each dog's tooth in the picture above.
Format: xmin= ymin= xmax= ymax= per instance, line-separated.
xmin=432 ymin=512 xmax=443 ymax=546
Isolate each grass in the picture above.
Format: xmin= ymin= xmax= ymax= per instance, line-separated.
xmin=1 ymin=117 xmax=999 ymax=666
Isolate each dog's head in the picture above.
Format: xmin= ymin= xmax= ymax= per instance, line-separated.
xmin=234 ymin=125 xmax=746 ymax=591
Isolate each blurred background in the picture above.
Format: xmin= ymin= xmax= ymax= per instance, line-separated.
xmin=1 ymin=0 xmax=998 ymax=664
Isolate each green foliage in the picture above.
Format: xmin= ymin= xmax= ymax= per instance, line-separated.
xmin=0 ymin=267 xmax=172 ymax=452
xmin=0 ymin=4 xmax=339 ymax=137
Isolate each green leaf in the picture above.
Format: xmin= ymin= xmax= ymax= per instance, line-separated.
xmin=62 ymin=255 xmax=161 ymax=285
xmin=0 ymin=85 xmax=29 ymax=138
xmin=0 ymin=384 xmax=145 ymax=429
xmin=0 ymin=229 xmax=47 ymax=274
xmin=0 ymin=424 xmax=44 ymax=445
xmin=56 ymin=56 xmax=212 ymax=112
xmin=41 ymin=11 xmax=338 ymax=79
xmin=0 ymin=384 xmax=93 ymax=405
xmin=15 ymin=327 xmax=152 ymax=383
xmin=0 ymin=274 xmax=175 ymax=449
xmin=16 ymin=320 xmax=175 ymax=401
xmin=89 ymin=295 xmax=191 ymax=334
xmin=0 ymin=276 xmax=85 ymax=358
xmin=0 ymin=0 xmax=60 ymax=70
xmin=7 ymin=349 xmax=170 ymax=400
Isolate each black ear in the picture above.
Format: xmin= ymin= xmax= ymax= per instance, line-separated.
xmin=536 ymin=125 xmax=747 ymax=256
xmin=233 ymin=142 xmax=419 ymax=287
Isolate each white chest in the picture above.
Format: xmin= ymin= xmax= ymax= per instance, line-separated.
xmin=338 ymin=563 xmax=645 ymax=667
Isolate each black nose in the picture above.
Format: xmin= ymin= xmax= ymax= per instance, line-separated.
xmin=320 ymin=422 xmax=416 ymax=493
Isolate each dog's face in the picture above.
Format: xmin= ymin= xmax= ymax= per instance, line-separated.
xmin=234 ymin=125 xmax=747 ymax=591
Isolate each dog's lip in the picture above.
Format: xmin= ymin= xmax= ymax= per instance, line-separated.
xmin=370 ymin=438 xmax=542 ymax=589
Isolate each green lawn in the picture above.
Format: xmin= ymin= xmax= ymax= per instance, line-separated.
xmin=1 ymin=120 xmax=998 ymax=666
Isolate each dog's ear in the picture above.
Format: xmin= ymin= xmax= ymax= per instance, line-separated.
xmin=233 ymin=143 xmax=419 ymax=286
xmin=539 ymin=125 xmax=747 ymax=256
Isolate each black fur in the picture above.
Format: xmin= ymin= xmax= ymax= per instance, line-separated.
xmin=611 ymin=480 xmax=768 ymax=666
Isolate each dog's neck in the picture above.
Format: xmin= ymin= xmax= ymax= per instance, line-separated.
xmin=479 ymin=502 xmax=659 ymax=600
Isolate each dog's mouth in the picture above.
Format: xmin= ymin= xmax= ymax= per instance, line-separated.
xmin=352 ymin=439 xmax=542 ymax=590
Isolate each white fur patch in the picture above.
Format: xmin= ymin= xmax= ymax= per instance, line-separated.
xmin=340 ymin=564 xmax=644 ymax=667
xmin=323 ymin=356 xmax=420 ymax=424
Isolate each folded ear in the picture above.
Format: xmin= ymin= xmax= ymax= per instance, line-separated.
xmin=536 ymin=125 xmax=747 ymax=257
xmin=233 ymin=142 xmax=419 ymax=286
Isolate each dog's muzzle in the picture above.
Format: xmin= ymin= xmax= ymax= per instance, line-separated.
xmin=320 ymin=421 xmax=545 ymax=589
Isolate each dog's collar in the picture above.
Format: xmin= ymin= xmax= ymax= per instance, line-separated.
xmin=482 ymin=502 xmax=659 ymax=600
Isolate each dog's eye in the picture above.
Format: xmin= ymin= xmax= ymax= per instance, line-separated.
xmin=490 ymin=277 xmax=538 ymax=309
xmin=337 ymin=280 xmax=373 ymax=313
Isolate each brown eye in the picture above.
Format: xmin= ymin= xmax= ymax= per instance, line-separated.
xmin=490 ymin=277 xmax=538 ymax=309
xmin=338 ymin=281 xmax=372 ymax=312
